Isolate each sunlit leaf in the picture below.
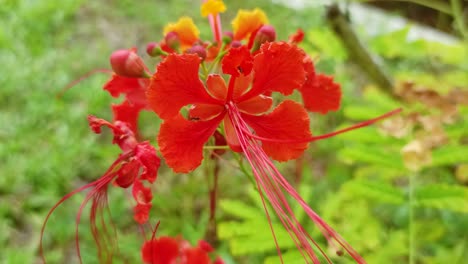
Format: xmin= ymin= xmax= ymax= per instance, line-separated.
xmin=342 ymin=180 xmax=405 ymax=205
xmin=414 ymin=184 xmax=468 ymax=213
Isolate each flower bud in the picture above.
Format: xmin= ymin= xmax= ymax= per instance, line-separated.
xmin=185 ymin=45 xmax=207 ymax=61
xmin=230 ymin=40 xmax=242 ymax=48
xmin=146 ymin=42 xmax=164 ymax=57
xmin=222 ymin=31 xmax=234 ymax=44
xmin=251 ymin=25 xmax=276 ymax=52
xmin=110 ymin=49 xmax=147 ymax=78
xmin=255 ymin=25 xmax=276 ymax=44
xmin=164 ymin=31 xmax=180 ymax=51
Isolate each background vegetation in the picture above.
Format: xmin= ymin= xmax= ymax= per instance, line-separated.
xmin=0 ymin=0 xmax=466 ymax=263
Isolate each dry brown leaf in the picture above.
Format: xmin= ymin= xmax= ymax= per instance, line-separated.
xmin=401 ymin=140 xmax=432 ymax=171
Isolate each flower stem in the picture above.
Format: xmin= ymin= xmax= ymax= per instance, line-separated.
xmin=204 ymin=151 xmax=220 ymax=246
xmin=408 ymin=172 xmax=416 ymax=264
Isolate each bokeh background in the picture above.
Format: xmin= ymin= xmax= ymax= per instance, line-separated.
xmin=1 ymin=0 xmax=467 ymax=263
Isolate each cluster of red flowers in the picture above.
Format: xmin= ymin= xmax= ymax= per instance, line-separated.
xmin=42 ymin=0 xmax=400 ymax=263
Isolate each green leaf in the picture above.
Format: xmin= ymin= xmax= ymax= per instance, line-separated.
xmin=342 ymin=180 xmax=406 ymax=205
xmin=307 ymin=28 xmax=347 ymax=61
xmin=218 ymin=220 xmax=296 ymax=255
xmin=265 ymin=250 xmax=314 ymax=264
xmin=338 ymin=144 xmax=405 ymax=170
xmin=219 ymin=199 xmax=261 ymax=220
xmin=431 ymin=145 xmax=468 ymax=167
xmin=414 ymin=184 xmax=468 ymax=213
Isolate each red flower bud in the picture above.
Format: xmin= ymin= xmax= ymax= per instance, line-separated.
xmin=230 ymin=40 xmax=243 ymax=48
xmin=110 ymin=49 xmax=147 ymax=78
xmin=146 ymin=42 xmax=165 ymax=57
xmin=185 ymin=45 xmax=207 ymax=61
xmin=255 ymin=25 xmax=276 ymax=44
xmin=222 ymin=31 xmax=234 ymax=44
xmin=164 ymin=31 xmax=180 ymax=51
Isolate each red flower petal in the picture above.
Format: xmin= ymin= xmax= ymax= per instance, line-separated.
xmin=242 ymin=100 xmax=311 ymax=161
xmin=141 ymin=236 xmax=180 ymax=264
xmin=183 ymin=247 xmax=211 ymax=264
xmin=134 ymin=203 xmax=151 ymax=224
xmin=189 ymin=104 xmax=224 ymax=121
xmin=237 ymin=94 xmax=272 ymax=115
xmin=132 ymin=179 xmax=153 ymax=205
xmin=240 ymin=42 xmax=306 ymax=101
xmin=206 ymin=74 xmax=227 ymax=100
xmin=299 ymin=73 xmax=341 ymax=114
xmin=288 ymin=28 xmax=305 ymax=44
xmin=223 ymin=115 xmax=242 ymax=152
xmin=221 ymin=46 xmax=253 ymax=77
xmin=232 ymin=74 xmax=252 ymax=100
xmin=115 ymin=160 xmax=139 ymax=188
xmin=134 ymin=142 xmax=160 ymax=183
xmin=104 ymin=75 xmax=149 ymax=108
xmin=158 ymin=114 xmax=223 ymax=173
xmin=112 ymin=101 xmax=143 ymax=135
xmin=147 ymin=54 xmax=222 ymax=120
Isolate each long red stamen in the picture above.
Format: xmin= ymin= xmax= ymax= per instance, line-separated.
xmin=227 ymin=103 xmax=367 ymax=263
xmin=242 ymin=108 xmax=402 ymax=143
xmin=40 ymin=152 xmax=132 ymax=263
xmin=211 ymin=14 xmax=222 ymax=43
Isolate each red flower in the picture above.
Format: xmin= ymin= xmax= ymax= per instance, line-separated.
xmin=141 ymin=223 xmax=221 ymax=264
xmin=148 ymin=43 xmax=314 ymax=173
xmin=41 ymin=116 xmax=160 ymax=263
xmin=146 ymin=41 xmax=398 ymax=263
xmin=104 ymin=48 xmax=151 ymax=136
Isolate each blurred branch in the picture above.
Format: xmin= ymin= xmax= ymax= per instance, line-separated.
xmin=354 ymin=0 xmax=451 ymax=14
xmin=326 ymin=4 xmax=395 ymax=96
xmin=451 ymin=0 xmax=468 ymax=39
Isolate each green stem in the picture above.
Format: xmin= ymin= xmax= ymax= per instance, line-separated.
xmin=203 ymin=145 xmax=230 ymax=150
xmin=207 ymin=43 xmax=227 ymax=73
xmin=409 ymin=173 xmax=416 ymax=264
xmin=236 ymin=154 xmax=257 ymax=188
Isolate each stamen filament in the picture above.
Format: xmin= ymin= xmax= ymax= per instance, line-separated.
xmin=242 ymin=108 xmax=402 ymax=143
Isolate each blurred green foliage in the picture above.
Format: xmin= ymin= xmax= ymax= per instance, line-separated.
xmin=0 ymin=0 xmax=467 ymax=263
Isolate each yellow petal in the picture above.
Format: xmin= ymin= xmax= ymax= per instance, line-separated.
xmin=163 ymin=17 xmax=200 ymax=48
xmin=231 ymin=8 xmax=268 ymax=40
xmin=201 ymin=0 xmax=226 ymax=17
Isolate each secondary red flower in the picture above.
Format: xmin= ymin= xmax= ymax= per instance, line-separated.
xmin=104 ymin=48 xmax=151 ymax=136
xmin=41 ymin=116 xmax=160 ymax=264
xmin=141 ymin=223 xmax=222 ymax=264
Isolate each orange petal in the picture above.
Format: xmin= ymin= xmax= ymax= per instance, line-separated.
xmin=299 ymin=73 xmax=341 ymax=114
xmin=231 ymin=8 xmax=268 ymax=40
xmin=242 ymin=100 xmax=311 ymax=161
xmin=163 ymin=16 xmax=200 ymax=48
xmin=189 ymin=104 xmax=224 ymax=120
xmin=223 ymin=115 xmax=242 ymax=152
xmin=147 ymin=54 xmax=222 ymax=120
xmin=240 ymin=42 xmax=306 ymax=101
xmin=233 ymin=73 xmax=252 ymax=100
xmin=237 ymin=95 xmax=272 ymax=115
xmin=206 ymin=74 xmax=227 ymax=100
xmin=158 ymin=114 xmax=223 ymax=173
